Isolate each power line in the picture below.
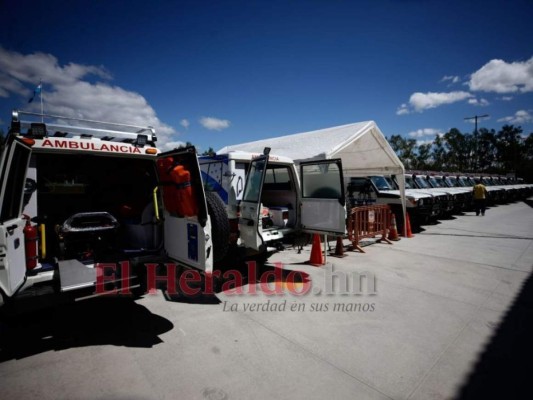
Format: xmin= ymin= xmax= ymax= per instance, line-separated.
xmin=464 ymin=114 xmax=489 ymax=172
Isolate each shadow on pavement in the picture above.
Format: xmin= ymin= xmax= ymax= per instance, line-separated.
xmin=0 ymin=297 xmax=174 ymax=362
xmin=455 ymin=271 xmax=533 ymax=399
xmin=524 ymin=199 xmax=533 ymax=208
xmin=163 ymin=256 xmax=310 ymax=302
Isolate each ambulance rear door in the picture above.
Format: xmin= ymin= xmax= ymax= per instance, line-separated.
xmin=238 ymin=154 xmax=268 ymax=251
xmin=0 ymin=136 xmax=33 ymax=297
xmin=299 ymin=159 xmax=346 ymax=236
xmin=156 ymin=147 xmax=212 ymax=272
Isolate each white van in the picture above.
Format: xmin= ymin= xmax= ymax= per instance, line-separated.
xmin=346 ymin=175 xmax=436 ymax=223
xmin=0 ymin=111 xmax=227 ymax=309
xmin=200 ymin=149 xmax=346 ymax=256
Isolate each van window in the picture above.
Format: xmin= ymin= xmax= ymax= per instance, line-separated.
xmin=404 ymin=176 xmax=415 ymax=189
xmin=301 ymin=162 xmax=342 ymax=198
xmin=445 ymin=177 xmax=457 ymax=186
xmin=370 ymin=176 xmax=392 ymax=190
xmin=264 ymin=166 xmax=292 ymax=190
xmin=415 ymin=176 xmax=430 ymax=189
xmin=428 ymin=177 xmax=441 ymax=188
xmin=243 ymin=160 xmax=265 ymax=202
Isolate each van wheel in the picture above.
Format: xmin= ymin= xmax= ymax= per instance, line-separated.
xmin=205 ymin=191 xmax=230 ymax=263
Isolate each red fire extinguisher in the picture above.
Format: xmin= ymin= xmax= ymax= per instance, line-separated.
xmin=23 ymin=216 xmax=39 ymax=270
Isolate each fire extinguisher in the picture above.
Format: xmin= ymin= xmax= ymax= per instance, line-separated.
xmin=23 ymin=215 xmax=39 ymax=270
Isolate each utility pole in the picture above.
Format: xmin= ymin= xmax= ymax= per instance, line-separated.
xmin=465 ymin=114 xmax=489 ymax=172
xmin=464 ymin=114 xmax=489 ymax=134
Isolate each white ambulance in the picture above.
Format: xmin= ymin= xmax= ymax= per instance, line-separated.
xmin=0 ymin=110 xmax=227 ymax=309
xmin=200 ymin=149 xmax=347 ymax=256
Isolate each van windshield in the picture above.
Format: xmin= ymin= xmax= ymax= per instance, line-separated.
xmin=370 ymin=176 xmax=392 ymax=190
xmin=404 ymin=176 xmax=415 ymax=189
xmin=457 ymin=177 xmax=468 ymax=187
xmin=384 ymin=177 xmax=398 ymax=189
xmin=445 ymin=177 xmax=457 ymax=186
xmin=415 ymin=176 xmax=430 ymax=189
xmin=428 ymin=177 xmax=442 ymax=188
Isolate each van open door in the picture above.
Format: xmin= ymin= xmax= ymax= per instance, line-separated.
xmin=299 ymin=159 xmax=346 ymax=236
xmin=156 ymin=147 xmax=212 ymax=272
xmin=0 ymin=137 xmax=32 ymax=297
xmin=238 ymin=153 xmax=269 ymax=251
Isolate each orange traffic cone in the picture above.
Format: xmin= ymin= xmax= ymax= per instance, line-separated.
xmin=401 ymin=213 xmax=415 ymax=238
xmin=388 ymin=213 xmax=401 ymax=241
xmin=330 ymin=236 xmax=347 ymax=258
xmin=308 ymin=234 xmax=325 ymax=266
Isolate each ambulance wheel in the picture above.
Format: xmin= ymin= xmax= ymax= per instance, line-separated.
xmin=205 ymin=191 xmax=230 ymax=263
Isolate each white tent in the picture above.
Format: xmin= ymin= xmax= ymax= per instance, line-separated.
xmin=218 ymin=121 xmax=407 ymax=231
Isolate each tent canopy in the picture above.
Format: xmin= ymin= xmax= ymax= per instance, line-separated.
xmin=218 ymin=121 xmax=405 ymax=177
xmin=218 ymin=121 xmax=407 ymax=232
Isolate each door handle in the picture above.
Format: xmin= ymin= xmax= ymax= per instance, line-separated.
xmin=6 ymin=224 xmax=18 ymax=234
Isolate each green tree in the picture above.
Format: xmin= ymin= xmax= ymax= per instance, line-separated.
xmin=524 ymin=133 xmax=533 ymax=160
xmin=177 ymin=141 xmax=194 ymax=149
xmin=414 ymin=142 xmax=432 ymax=170
xmin=522 ymin=133 xmax=533 ymax=182
xmin=443 ymin=128 xmax=470 ymax=171
xmin=495 ymin=125 xmax=523 ymax=174
xmin=201 ymin=147 xmax=215 ymax=156
xmin=388 ymin=135 xmax=417 ymax=169
xmin=431 ymin=134 xmax=446 ymax=170
xmin=476 ymin=128 xmax=497 ymax=172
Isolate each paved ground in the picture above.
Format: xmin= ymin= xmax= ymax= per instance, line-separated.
xmin=1 ymin=200 xmax=532 ymax=400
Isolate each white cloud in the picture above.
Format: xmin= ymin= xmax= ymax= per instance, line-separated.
xmin=497 ymin=110 xmax=532 ymax=125
xmin=468 ymin=57 xmax=533 ymax=93
xmin=199 ymin=116 xmax=231 ymax=131
xmin=441 ymin=75 xmax=460 ymax=84
xmin=180 ymin=119 xmax=190 ymax=129
xmin=408 ymin=128 xmax=442 ymax=138
xmin=396 ymin=103 xmax=410 ymax=115
xmin=501 ymin=96 xmax=513 ymax=101
xmin=0 ymin=47 xmax=177 ymax=145
xmin=408 ymin=91 xmax=473 ymax=112
xmin=468 ymin=98 xmax=490 ymax=106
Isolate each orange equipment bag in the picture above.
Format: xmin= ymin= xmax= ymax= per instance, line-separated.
xmin=157 ymin=157 xmax=198 ymax=217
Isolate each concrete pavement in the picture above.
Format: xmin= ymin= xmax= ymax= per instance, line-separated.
xmin=1 ymin=200 xmax=532 ymax=400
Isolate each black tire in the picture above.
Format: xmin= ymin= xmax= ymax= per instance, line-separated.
xmin=205 ymin=191 xmax=230 ymax=263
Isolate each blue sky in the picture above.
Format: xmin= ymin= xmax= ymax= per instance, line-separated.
xmin=1 ymin=0 xmax=532 ymax=152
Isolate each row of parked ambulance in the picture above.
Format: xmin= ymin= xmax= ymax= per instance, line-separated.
xmin=346 ymin=172 xmax=533 ymax=226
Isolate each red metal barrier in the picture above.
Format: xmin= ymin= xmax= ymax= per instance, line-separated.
xmin=347 ymin=204 xmax=393 ymax=253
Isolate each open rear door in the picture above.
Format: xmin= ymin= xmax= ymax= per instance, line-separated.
xmin=156 ymin=147 xmax=211 ymax=271
xmin=0 ymin=137 xmax=32 ymax=297
xmin=238 ymin=154 xmax=268 ymax=251
xmin=299 ymin=159 xmax=346 ymax=235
